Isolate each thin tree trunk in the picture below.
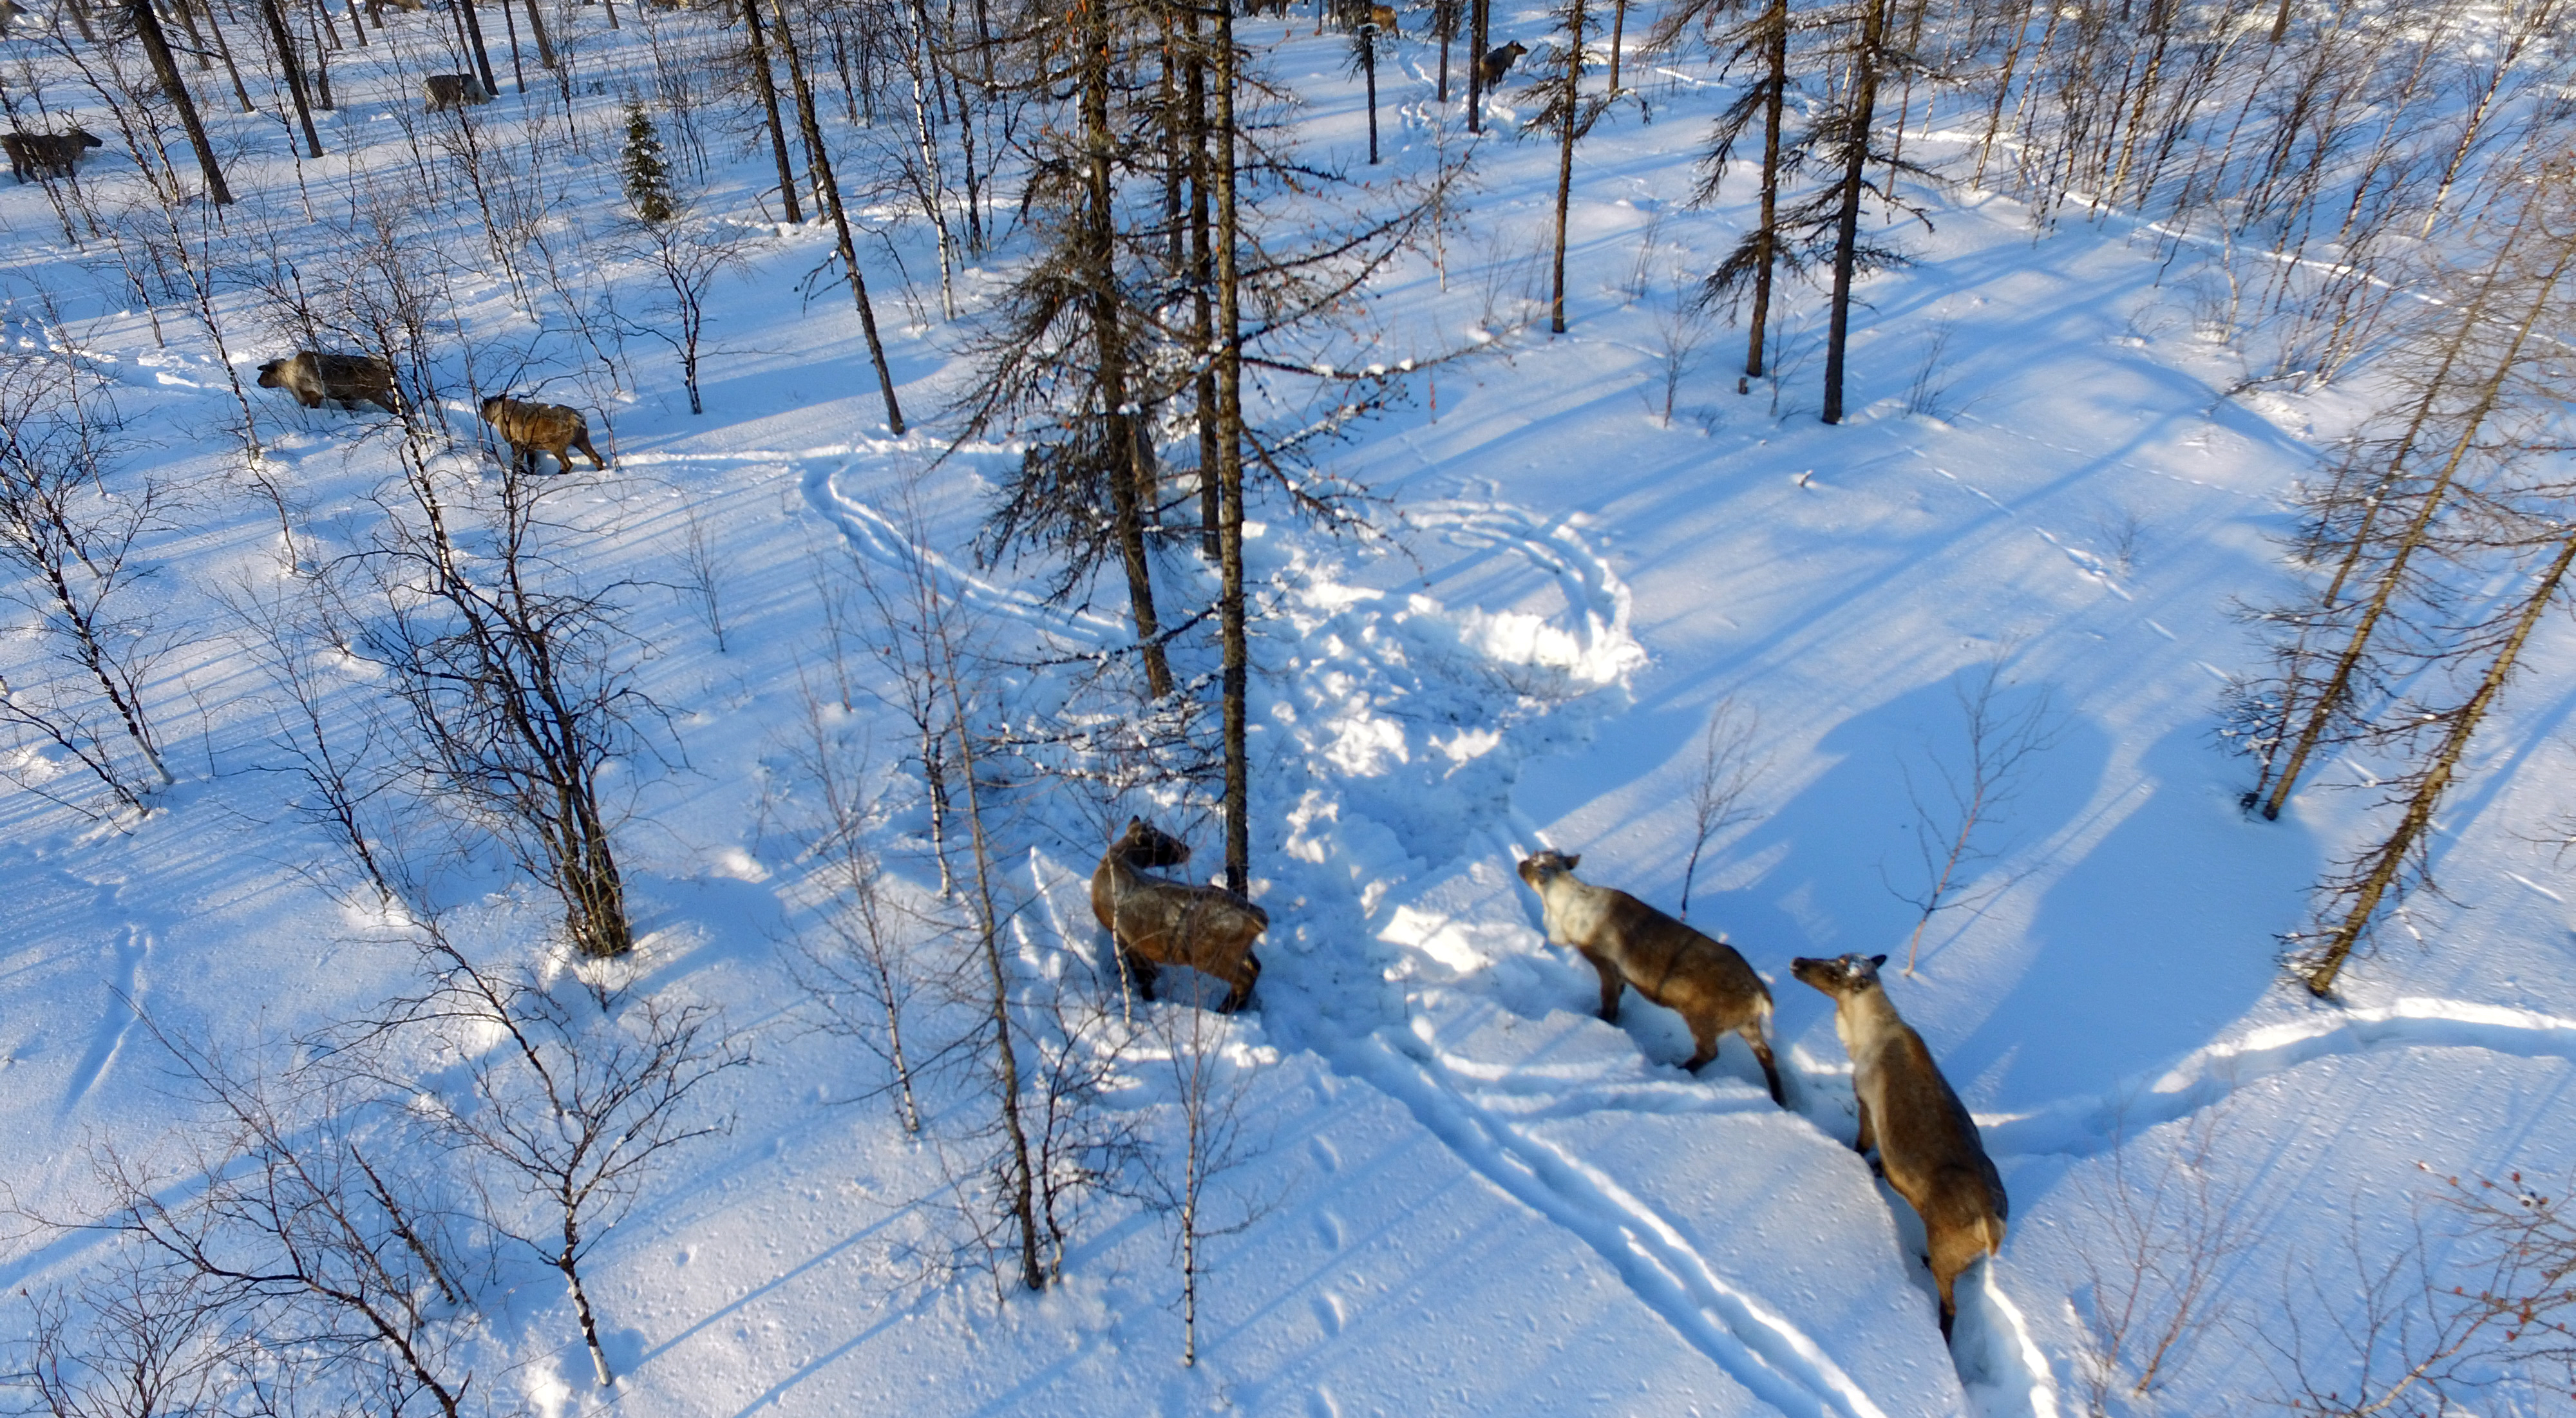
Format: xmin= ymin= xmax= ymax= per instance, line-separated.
xmin=520 ymin=0 xmax=552 ymax=67
xmin=131 ymin=0 xmax=234 ymax=203
xmin=1821 ymin=0 xmax=1889 ymax=426
xmin=1744 ymin=0 xmax=1784 ymax=381
xmin=456 ymin=0 xmax=498 ymax=99
xmin=741 ymin=0 xmax=801 ymax=221
xmin=1466 ymin=0 xmax=1486 ymax=131
xmin=495 ymin=0 xmax=523 ymax=93
xmin=204 ymin=0 xmax=260 ymax=113
xmin=1215 ymin=0 xmax=1251 ymax=893
xmin=2302 ymin=523 xmax=2576 ymax=997
xmin=947 ymin=663 xmax=1044 ymax=1290
xmin=1548 ymin=0 xmax=1584 ymax=334
xmin=2246 ymin=222 xmax=2524 ymax=810
xmin=1188 ymin=13 xmax=1220 ymax=558
xmin=2262 ymin=236 xmax=2572 ymax=820
xmin=1435 ymin=0 xmax=1451 ymax=103
xmin=1081 ymin=0 xmax=1175 ymax=698
xmin=558 ymin=1227 xmax=614 ymax=1386
xmin=1606 ymin=0 xmax=1624 ymax=93
xmin=260 ymin=0 xmax=326 ymax=156
xmin=770 ymin=0 xmax=907 ymax=433
xmin=1361 ymin=23 xmax=1379 ymax=163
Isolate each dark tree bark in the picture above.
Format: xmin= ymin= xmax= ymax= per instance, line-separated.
xmin=1747 ymin=0 xmax=1785 ymax=379
xmin=1821 ymin=0 xmax=1890 ymax=426
xmin=455 ymin=0 xmax=498 ymax=100
xmin=1215 ymin=0 xmax=1250 ymax=893
xmin=1548 ymin=0 xmax=1588 ymax=334
xmin=1079 ymin=0 xmax=1175 ymax=697
xmin=1466 ymin=0 xmax=1486 ymax=131
xmin=2300 ymin=522 xmax=2576 ymax=997
xmin=769 ymin=0 xmax=907 ymax=433
xmin=129 ymin=0 xmax=234 ymax=204
xmin=741 ymin=0 xmax=803 ymax=223
xmin=259 ymin=0 xmax=325 ymax=156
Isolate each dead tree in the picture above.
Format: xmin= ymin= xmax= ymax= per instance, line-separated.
xmin=2253 ymin=198 xmax=2574 ymax=821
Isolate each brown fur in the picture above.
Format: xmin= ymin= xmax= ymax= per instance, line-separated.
xmin=424 ymin=74 xmax=492 ymax=110
xmin=1367 ymin=4 xmax=1397 ymax=30
xmin=1792 ymin=953 xmax=2008 ymax=1341
xmin=479 ymin=395 xmax=608 ymax=473
xmin=256 ymin=352 xmax=402 ymax=414
xmin=5 ymin=128 xmax=102 ymax=184
xmin=1516 ymin=850 xmax=1784 ymax=1102
xmin=1091 ymin=818 xmax=1268 ymax=1012
xmin=1477 ymin=39 xmax=1528 ymax=88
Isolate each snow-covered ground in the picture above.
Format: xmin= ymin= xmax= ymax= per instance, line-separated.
xmin=6 ymin=6 xmax=2575 ymax=1417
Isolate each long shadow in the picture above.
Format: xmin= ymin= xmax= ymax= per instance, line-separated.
xmin=1692 ymin=669 xmax=2112 ymax=1046
xmin=1942 ymin=721 xmax=2314 ymax=1119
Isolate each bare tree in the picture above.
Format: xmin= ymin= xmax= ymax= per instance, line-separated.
xmin=781 ymin=681 xmax=928 ymax=1133
xmin=352 ymin=451 xmax=663 ymax=960
xmin=1888 ymin=656 xmax=2061 ymax=974
xmin=2268 ymin=1168 xmax=2576 ymax=1415
xmin=66 ymin=1025 xmax=473 ymax=1418
xmin=1647 ymin=272 xmax=1716 ymax=428
xmin=0 ymin=341 xmax=177 ymax=815
xmin=673 ymin=504 xmax=731 ymax=652
xmin=1677 ymin=697 xmax=1763 ymax=921
xmin=395 ymin=928 xmax=747 ymax=1388
xmin=220 ymin=574 xmax=406 ymax=905
xmin=1142 ymin=921 xmax=1267 ymax=1366
xmin=620 ymin=215 xmax=755 ymax=417
xmin=2070 ymin=1102 xmax=2257 ymax=1415
xmin=12 ymin=1251 xmax=249 ymax=1418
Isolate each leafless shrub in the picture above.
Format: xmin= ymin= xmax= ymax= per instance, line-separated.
xmin=781 ymin=680 xmax=929 ymax=1133
xmin=57 ymin=1024 xmax=474 ymax=1418
xmin=0 ymin=340 xmax=177 ymax=816
xmin=220 ymin=574 xmax=406 ymax=907
xmin=1903 ymin=317 xmax=1956 ymax=419
xmin=1649 ymin=273 xmax=1718 ymax=428
xmin=2267 ymin=1167 xmax=2576 ymax=1416
xmin=350 ymin=451 xmax=664 ymax=959
xmin=618 ymin=216 xmax=755 ymax=417
xmin=674 ymin=503 xmax=730 ymax=652
xmin=2070 ymin=1102 xmax=2257 ymax=1416
xmin=11 ymin=1251 xmax=251 ymax=1418
xmin=1676 ymin=698 xmax=1765 ymax=922
xmin=389 ymin=924 xmax=747 ymax=1389
xmin=2094 ymin=504 xmax=2145 ymax=578
xmin=1887 ymin=655 xmax=2063 ymax=974
xmin=1143 ymin=985 xmax=1268 ymax=1367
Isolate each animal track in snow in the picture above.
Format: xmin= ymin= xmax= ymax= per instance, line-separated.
xmin=800 ymin=455 xmax=1126 ymax=647
xmin=1331 ymin=1030 xmax=1891 ymax=1418
xmin=59 ymin=925 xmax=146 ymax=1120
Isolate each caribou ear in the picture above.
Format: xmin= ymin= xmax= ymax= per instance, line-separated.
xmin=1563 ymin=853 xmax=1580 ymax=869
xmin=1868 ymin=954 xmax=1888 ymax=969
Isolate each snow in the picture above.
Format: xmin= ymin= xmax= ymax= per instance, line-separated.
xmin=5 ymin=4 xmax=2575 ymax=1417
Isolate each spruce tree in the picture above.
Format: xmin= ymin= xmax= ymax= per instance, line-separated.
xmin=621 ymin=102 xmax=676 ymax=224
